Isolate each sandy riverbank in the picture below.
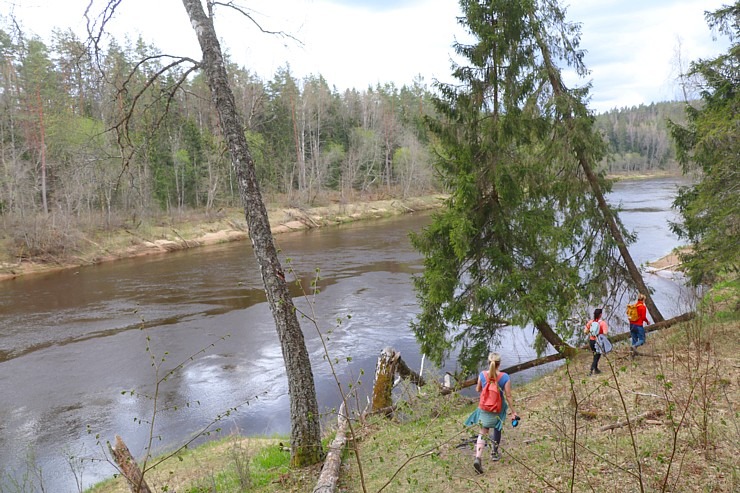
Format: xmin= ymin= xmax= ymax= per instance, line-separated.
xmin=645 ymin=248 xmax=688 ymax=273
xmin=0 ymin=195 xmax=447 ymax=282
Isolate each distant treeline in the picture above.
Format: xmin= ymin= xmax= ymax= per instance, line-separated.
xmin=595 ymin=102 xmax=687 ymax=173
xmin=0 ymin=24 xmax=687 ymax=226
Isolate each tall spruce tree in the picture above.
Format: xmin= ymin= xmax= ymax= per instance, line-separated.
xmin=411 ymin=0 xmax=636 ymax=371
xmin=668 ymin=5 xmax=739 ymax=286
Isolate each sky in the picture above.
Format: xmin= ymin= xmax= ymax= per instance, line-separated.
xmin=3 ymin=0 xmax=730 ymax=113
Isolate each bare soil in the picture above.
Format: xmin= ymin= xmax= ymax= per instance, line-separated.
xmin=0 ymin=195 xmax=446 ymax=282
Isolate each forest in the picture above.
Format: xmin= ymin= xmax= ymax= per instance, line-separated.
xmin=0 ymin=21 xmax=687 ymax=261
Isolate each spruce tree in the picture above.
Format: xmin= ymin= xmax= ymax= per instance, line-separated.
xmin=668 ymin=5 xmax=739 ymax=286
xmin=411 ymin=0 xmax=636 ymax=371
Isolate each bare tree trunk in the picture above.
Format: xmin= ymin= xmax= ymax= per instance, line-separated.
xmin=35 ymin=89 xmax=48 ymax=214
xmin=181 ymin=0 xmax=322 ymax=467
xmin=535 ymin=320 xmax=577 ymax=358
xmin=578 ymin=158 xmax=664 ymax=322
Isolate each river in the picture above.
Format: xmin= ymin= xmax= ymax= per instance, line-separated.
xmin=0 ymin=177 xmax=692 ymax=492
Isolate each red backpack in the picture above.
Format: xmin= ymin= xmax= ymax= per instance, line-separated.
xmin=479 ymin=371 xmax=503 ymax=413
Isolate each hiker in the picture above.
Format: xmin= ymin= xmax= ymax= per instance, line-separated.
xmin=585 ymin=308 xmax=608 ymax=375
xmin=629 ymin=293 xmax=650 ymax=354
xmin=473 ymin=352 xmax=519 ymax=474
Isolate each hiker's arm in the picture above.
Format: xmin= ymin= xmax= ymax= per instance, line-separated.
xmin=476 ymin=376 xmax=482 ymax=392
xmin=504 ymin=381 xmax=516 ymax=417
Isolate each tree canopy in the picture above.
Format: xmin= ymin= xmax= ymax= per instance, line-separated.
xmin=668 ymin=4 xmax=739 ymax=286
xmin=410 ymin=0 xmax=636 ymax=372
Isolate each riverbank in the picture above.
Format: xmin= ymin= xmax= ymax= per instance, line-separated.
xmin=0 ymin=195 xmax=447 ymax=282
xmin=87 ymin=312 xmax=738 ymax=493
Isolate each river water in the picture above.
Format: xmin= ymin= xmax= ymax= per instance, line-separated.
xmin=0 ymin=178 xmax=693 ymax=491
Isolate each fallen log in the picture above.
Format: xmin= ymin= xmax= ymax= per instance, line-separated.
xmin=108 ymin=435 xmax=152 ymax=493
xmin=440 ymin=353 xmax=567 ymax=395
xmin=397 ymin=355 xmax=426 ymax=387
xmin=607 ymin=312 xmax=695 ymax=344
xmin=312 ymin=402 xmax=349 ymax=493
xmin=440 ymin=312 xmax=695 ymax=396
xmin=599 ymin=409 xmax=664 ymax=431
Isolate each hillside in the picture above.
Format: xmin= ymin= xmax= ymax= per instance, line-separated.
xmin=86 ymin=302 xmax=738 ymax=492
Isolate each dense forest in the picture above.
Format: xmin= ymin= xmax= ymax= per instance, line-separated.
xmin=0 ymin=23 xmax=685 ymax=248
xmin=595 ymin=102 xmax=685 ymax=173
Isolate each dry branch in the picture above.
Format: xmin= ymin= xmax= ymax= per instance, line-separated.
xmin=599 ymin=409 xmax=664 ymax=431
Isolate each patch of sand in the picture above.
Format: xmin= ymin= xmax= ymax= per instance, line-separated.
xmin=0 ymin=195 xmax=446 ymax=282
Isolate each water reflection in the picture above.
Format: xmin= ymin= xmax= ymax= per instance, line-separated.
xmin=0 ymin=178 xmax=690 ymax=491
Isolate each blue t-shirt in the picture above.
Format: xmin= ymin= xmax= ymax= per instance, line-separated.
xmin=480 ymin=370 xmax=510 ymax=391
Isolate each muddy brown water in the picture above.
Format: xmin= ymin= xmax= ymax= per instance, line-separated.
xmin=0 ymin=177 xmax=694 ymax=491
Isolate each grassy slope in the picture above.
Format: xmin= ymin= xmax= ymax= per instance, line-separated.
xmin=89 ymin=300 xmax=738 ymax=493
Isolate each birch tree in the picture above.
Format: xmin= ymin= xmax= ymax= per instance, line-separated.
xmin=85 ymin=0 xmax=323 ymax=467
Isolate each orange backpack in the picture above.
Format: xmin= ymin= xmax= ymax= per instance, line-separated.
xmin=479 ymin=371 xmax=503 ymax=413
xmin=626 ymin=303 xmax=639 ymax=322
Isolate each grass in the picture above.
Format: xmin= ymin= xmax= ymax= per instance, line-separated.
xmin=84 ymin=436 xmax=314 ymax=493
xmin=86 ymin=299 xmax=738 ymax=493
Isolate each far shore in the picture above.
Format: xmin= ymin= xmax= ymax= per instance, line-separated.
xmin=0 ymin=195 xmax=447 ymax=282
xmin=0 ymin=171 xmax=688 ymax=283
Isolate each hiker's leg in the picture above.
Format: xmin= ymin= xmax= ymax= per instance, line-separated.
xmin=589 ymin=340 xmax=598 ymax=372
xmin=475 ymin=427 xmax=488 ymax=458
xmin=630 ymin=324 xmax=639 ymax=346
xmin=636 ymin=325 xmax=646 ymax=347
xmin=492 ymin=427 xmax=502 ymax=451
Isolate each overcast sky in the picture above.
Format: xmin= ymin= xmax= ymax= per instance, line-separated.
xmin=4 ymin=0 xmax=730 ymax=113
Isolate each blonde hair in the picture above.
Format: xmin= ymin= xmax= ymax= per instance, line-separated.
xmin=637 ymin=293 xmax=646 ymax=301
xmin=488 ymin=352 xmax=501 ymax=379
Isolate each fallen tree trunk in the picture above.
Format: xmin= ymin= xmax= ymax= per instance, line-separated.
xmin=441 ymin=312 xmax=694 ymax=395
xmin=608 ymin=312 xmax=695 ymax=344
xmin=600 ymin=409 xmax=664 ymax=431
xmin=312 ymin=402 xmax=349 ymax=493
xmin=397 ymin=355 xmax=426 ymax=387
xmin=108 ymin=435 xmax=152 ymax=493
xmin=441 ymin=353 xmax=568 ymax=395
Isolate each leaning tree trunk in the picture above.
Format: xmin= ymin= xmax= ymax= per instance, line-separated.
xmin=531 ymin=19 xmax=664 ymax=323
xmin=535 ymin=320 xmax=577 ymax=358
xmin=181 ymin=0 xmax=322 ymax=466
xmin=577 ymin=159 xmax=663 ymax=322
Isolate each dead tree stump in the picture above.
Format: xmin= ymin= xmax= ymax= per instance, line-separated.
xmin=371 ymin=347 xmax=400 ymax=413
xmin=109 ymin=435 xmax=152 ymax=493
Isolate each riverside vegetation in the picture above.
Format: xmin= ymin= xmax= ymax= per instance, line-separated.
xmin=84 ymin=284 xmax=738 ymax=493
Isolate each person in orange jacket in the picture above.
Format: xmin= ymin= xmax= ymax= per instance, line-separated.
xmin=630 ymin=293 xmax=650 ymax=354
xmin=584 ymin=308 xmax=608 ymax=375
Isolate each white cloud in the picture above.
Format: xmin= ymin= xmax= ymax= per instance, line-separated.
xmin=6 ymin=0 xmax=730 ymax=113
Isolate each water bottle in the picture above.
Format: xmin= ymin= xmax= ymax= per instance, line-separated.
xmin=512 ymin=415 xmax=520 ymax=428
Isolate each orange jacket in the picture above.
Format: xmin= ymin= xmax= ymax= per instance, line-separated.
xmin=635 ymin=301 xmax=649 ymax=325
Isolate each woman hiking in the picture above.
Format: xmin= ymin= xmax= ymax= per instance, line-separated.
xmin=585 ymin=308 xmax=609 ymax=375
xmin=473 ymin=352 xmax=519 ymax=474
xmin=629 ymin=293 xmax=650 ymax=355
